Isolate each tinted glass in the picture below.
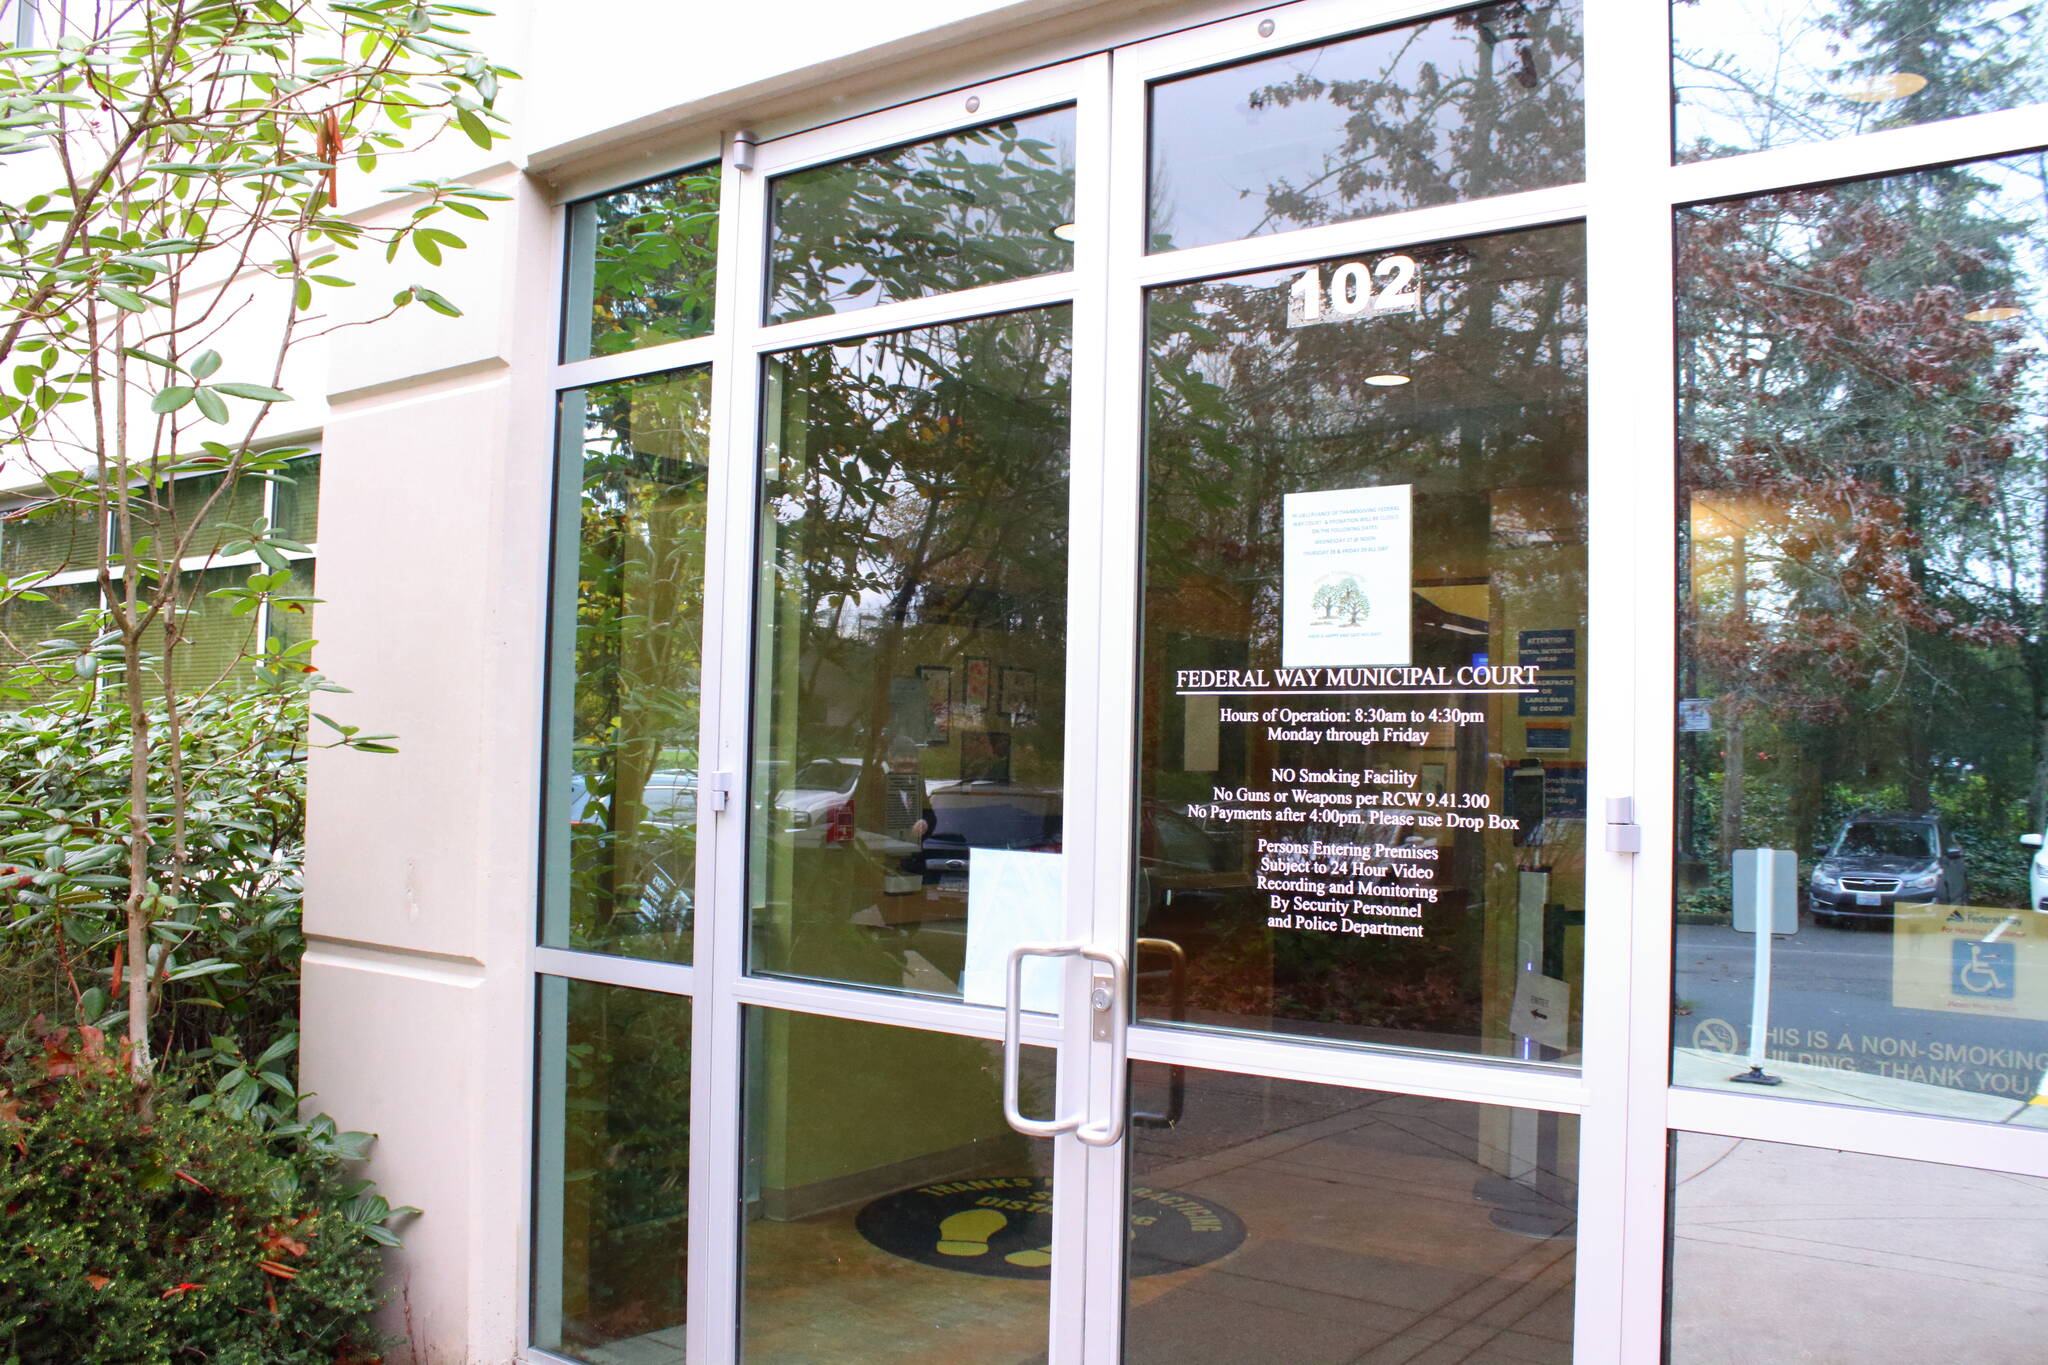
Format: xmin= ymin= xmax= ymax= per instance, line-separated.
xmin=1674 ymin=0 xmax=2048 ymax=162
xmin=741 ymin=1008 xmax=1054 ymax=1364
xmin=749 ymin=309 xmax=1071 ymax=997
xmin=0 ymin=499 xmax=101 ymax=576
xmin=563 ymin=164 xmax=720 ymax=361
xmin=118 ymin=470 xmax=264 ymax=562
xmin=532 ymin=978 xmax=691 ymax=1364
xmin=142 ymin=564 xmax=259 ymax=693
xmin=0 ymin=579 xmax=96 ymax=703
xmin=1674 ymin=153 xmax=2048 ymax=1118
xmin=1140 ymin=225 xmax=1588 ymax=1059
xmin=266 ymin=559 xmax=315 ymax=654
xmin=1668 ymin=1133 xmax=2048 ymax=1361
xmin=545 ymin=368 xmax=710 ymax=963
xmin=1148 ymin=1 xmax=1585 ymax=252
xmin=271 ymin=456 xmax=320 ymax=545
xmin=1124 ymin=1068 xmax=1576 ymax=1363
xmin=766 ymin=109 xmax=1076 ymax=324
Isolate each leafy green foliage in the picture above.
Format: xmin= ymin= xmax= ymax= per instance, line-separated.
xmin=0 ymin=1025 xmax=399 ymax=1364
xmin=0 ymin=0 xmax=508 ymax=1078
xmin=0 ymin=648 xmax=387 ymax=1106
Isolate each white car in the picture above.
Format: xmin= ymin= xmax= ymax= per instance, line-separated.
xmin=2025 ymin=829 xmax=2048 ymax=913
xmin=774 ymin=757 xmax=864 ymax=846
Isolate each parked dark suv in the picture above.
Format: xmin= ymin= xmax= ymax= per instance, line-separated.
xmin=1808 ymin=813 xmax=1966 ymax=927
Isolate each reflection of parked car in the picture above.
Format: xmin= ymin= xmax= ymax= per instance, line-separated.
xmin=919 ymin=783 xmax=1062 ymax=892
xmin=567 ymin=769 xmax=697 ymax=827
xmin=775 ymin=757 xmax=864 ymax=846
xmin=1809 ymin=813 xmax=1965 ymax=927
xmin=2024 ymin=827 xmax=2048 ymax=913
xmin=641 ymin=769 xmax=697 ymax=826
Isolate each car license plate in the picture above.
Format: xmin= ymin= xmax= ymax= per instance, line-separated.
xmin=1857 ymin=891 xmax=1882 ymax=906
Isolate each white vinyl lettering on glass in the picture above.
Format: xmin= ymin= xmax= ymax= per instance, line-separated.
xmin=1287 ymin=254 xmax=1420 ymax=328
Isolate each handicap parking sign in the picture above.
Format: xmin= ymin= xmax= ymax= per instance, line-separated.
xmin=1952 ymin=939 xmax=2016 ymax=1000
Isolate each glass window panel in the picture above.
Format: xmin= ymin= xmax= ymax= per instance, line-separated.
xmin=532 ymin=977 xmax=691 ymax=1365
xmin=1673 ymin=0 xmax=2048 ymax=163
xmin=766 ymin=109 xmax=1077 ymax=324
xmin=563 ymin=164 xmax=720 ymax=362
xmin=1139 ymin=225 xmax=1588 ymax=1060
xmin=143 ymin=564 xmax=260 ymax=693
xmin=118 ymin=471 xmax=264 ymax=563
xmin=1124 ymin=1068 xmax=1576 ymax=1363
xmin=1147 ymin=1 xmax=1585 ymax=253
xmin=1674 ymin=153 xmax=2048 ymax=1118
xmin=546 ymin=368 xmax=710 ymax=963
xmin=1 ymin=500 xmax=102 ymax=577
xmin=271 ymin=456 xmax=320 ymax=545
xmin=748 ymin=308 xmax=1072 ymax=997
xmin=0 ymin=579 xmax=98 ymax=703
xmin=266 ymin=559 xmax=315 ymax=654
xmin=1667 ymin=1133 xmax=2048 ymax=1361
xmin=741 ymin=1007 xmax=1054 ymax=1365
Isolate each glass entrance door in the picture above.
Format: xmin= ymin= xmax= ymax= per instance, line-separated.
xmin=704 ymin=5 xmax=1607 ymax=1362
xmin=708 ymin=57 xmax=1113 ymax=1365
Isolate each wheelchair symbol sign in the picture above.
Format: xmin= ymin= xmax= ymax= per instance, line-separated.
xmin=1952 ymin=940 xmax=2015 ymax=1000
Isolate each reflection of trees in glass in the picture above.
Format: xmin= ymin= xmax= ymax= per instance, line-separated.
xmin=1141 ymin=227 xmax=1586 ymax=1045
xmin=547 ymin=980 xmax=690 ymax=1354
xmin=1148 ymin=227 xmax=1587 ymax=661
xmin=765 ymin=311 xmax=1070 ymax=770
xmin=566 ymin=370 xmax=710 ymax=958
xmin=1674 ymin=0 xmax=2048 ymax=162
xmin=570 ymin=166 xmax=720 ymax=359
xmin=1148 ymin=0 xmax=1582 ymax=250
xmin=753 ymin=310 xmax=1071 ymax=988
xmin=768 ymin=111 xmax=1075 ymax=323
xmin=1677 ymin=152 xmax=2047 ymax=905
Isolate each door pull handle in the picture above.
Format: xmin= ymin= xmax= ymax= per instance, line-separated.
xmin=1002 ymin=940 xmax=1086 ymax=1138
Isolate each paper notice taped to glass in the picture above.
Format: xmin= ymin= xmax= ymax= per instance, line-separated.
xmin=1282 ymin=484 xmax=1412 ymax=668
xmin=960 ymin=847 xmax=1065 ymax=1013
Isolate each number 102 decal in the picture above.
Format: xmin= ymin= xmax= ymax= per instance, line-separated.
xmin=1287 ymin=254 xmax=1420 ymax=329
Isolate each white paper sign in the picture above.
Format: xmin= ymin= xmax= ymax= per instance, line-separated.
xmin=1282 ymin=484 xmax=1412 ymax=668
xmin=1510 ymin=969 xmax=1572 ymax=1050
xmin=960 ymin=848 xmax=1065 ymax=1014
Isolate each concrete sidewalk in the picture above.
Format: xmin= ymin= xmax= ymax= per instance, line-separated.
xmin=1668 ymin=1135 xmax=2048 ymax=1362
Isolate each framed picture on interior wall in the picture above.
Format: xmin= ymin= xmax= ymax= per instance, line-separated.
xmin=963 ymin=655 xmax=992 ymax=727
xmin=917 ymin=665 xmax=951 ymax=745
xmin=960 ymin=730 xmax=1011 ymax=784
xmin=1000 ymin=667 xmax=1037 ymax=727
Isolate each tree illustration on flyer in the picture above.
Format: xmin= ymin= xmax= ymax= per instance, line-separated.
xmin=1283 ymin=485 xmax=1413 ymax=667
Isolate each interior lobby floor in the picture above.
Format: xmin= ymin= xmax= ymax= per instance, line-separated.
xmin=724 ymin=1075 xmax=1576 ymax=1365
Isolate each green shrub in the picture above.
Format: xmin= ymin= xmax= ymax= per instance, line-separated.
xmin=0 ymin=1025 xmax=390 ymax=1364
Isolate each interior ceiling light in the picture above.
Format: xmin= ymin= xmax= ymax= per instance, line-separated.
xmin=1365 ymin=373 xmax=1411 ymax=387
xmin=1964 ymin=304 xmax=2024 ymax=322
xmin=1841 ymin=72 xmax=1927 ymax=103
xmin=1051 ymin=222 xmax=1078 ymax=241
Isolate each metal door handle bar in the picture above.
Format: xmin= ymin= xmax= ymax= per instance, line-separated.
xmin=1002 ymin=940 xmax=1087 ymax=1138
xmin=1132 ymin=937 xmax=1186 ymax=1128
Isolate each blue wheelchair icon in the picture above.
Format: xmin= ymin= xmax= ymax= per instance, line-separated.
xmin=1953 ymin=940 xmax=2015 ymax=1000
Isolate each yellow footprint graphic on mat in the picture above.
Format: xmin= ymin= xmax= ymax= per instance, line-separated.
xmin=1004 ymin=1245 xmax=1052 ymax=1268
xmin=936 ymin=1209 xmax=1008 ymax=1257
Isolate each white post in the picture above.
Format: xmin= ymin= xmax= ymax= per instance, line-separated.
xmin=1744 ymin=901 xmax=1773 ymax=1072
xmin=1729 ymin=847 xmax=1792 ymax=1085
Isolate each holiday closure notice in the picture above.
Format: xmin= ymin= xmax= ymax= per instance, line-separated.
xmin=1176 ymin=667 xmax=1539 ymax=944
